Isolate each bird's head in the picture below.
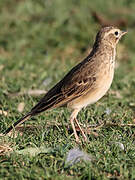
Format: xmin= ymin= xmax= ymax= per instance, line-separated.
xmin=95 ymin=26 xmax=127 ymax=48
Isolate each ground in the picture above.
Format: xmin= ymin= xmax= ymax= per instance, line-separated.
xmin=0 ymin=0 xmax=135 ymax=179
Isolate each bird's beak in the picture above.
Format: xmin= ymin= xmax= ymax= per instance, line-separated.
xmin=121 ymin=30 xmax=127 ymax=36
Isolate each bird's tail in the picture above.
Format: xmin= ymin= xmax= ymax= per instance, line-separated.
xmin=4 ymin=113 xmax=31 ymax=135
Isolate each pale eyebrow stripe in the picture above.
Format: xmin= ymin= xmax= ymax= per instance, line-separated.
xmin=104 ymin=29 xmax=119 ymax=38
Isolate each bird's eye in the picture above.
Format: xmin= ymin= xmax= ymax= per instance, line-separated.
xmin=114 ymin=31 xmax=119 ymax=36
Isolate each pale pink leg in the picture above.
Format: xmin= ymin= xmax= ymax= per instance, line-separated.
xmin=70 ymin=109 xmax=87 ymax=142
xmin=74 ymin=118 xmax=87 ymax=141
xmin=70 ymin=117 xmax=80 ymax=143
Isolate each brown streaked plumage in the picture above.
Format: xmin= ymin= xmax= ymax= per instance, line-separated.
xmin=4 ymin=26 xmax=127 ymax=142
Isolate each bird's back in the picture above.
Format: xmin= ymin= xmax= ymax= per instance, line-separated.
xmin=30 ymin=53 xmax=97 ymax=115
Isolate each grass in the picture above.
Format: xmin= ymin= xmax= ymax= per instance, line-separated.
xmin=0 ymin=0 xmax=135 ymax=179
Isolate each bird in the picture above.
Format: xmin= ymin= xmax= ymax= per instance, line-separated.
xmin=4 ymin=26 xmax=127 ymax=142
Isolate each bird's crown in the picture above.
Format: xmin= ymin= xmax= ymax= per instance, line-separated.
xmin=95 ymin=26 xmax=127 ymax=47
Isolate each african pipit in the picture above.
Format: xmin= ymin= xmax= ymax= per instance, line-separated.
xmin=5 ymin=26 xmax=127 ymax=142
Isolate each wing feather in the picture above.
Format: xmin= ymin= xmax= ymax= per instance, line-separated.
xmin=30 ymin=55 xmax=97 ymax=115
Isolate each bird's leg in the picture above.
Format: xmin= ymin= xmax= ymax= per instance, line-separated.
xmin=74 ymin=118 xmax=87 ymax=142
xmin=70 ymin=108 xmax=87 ymax=142
xmin=70 ymin=109 xmax=80 ymax=143
xmin=70 ymin=117 xmax=80 ymax=143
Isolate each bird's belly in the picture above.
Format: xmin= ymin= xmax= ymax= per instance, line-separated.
xmin=68 ymin=70 xmax=114 ymax=110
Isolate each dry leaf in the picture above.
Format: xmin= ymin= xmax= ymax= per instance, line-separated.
xmin=25 ymin=89 xmax=46 ymax=96
xmin=6 ymin=131 xmax=23 ymax=138
xmin=133 ymin=119 xmax=135 ymax=123
xmin=17 ymin=102 xmax=25 ymax=112
xmin=0 ymin=144 xmax=13 ymax=155
xmin=9 ymin=89 xmax=47 ymax=97
xmin=129 ymin=102 xmax=135 ymax=107
xmin=0 ymin=110 xmax=8 ymax=116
